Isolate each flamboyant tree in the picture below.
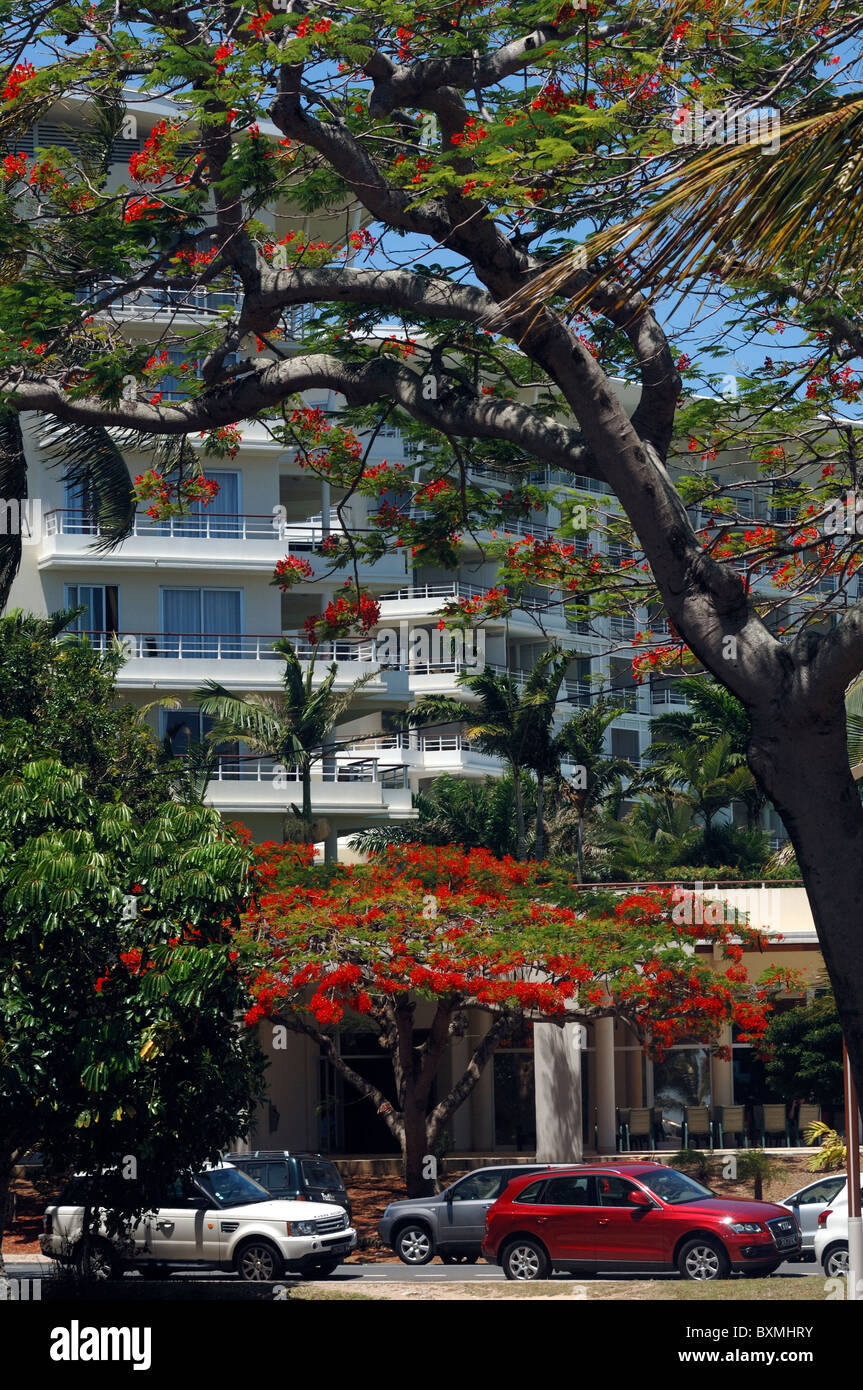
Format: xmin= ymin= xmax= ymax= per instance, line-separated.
xmin=238 ymin=841 xmax=796 ymax=1193
xmin=2 ymin=4 xmax=863 ymax=1100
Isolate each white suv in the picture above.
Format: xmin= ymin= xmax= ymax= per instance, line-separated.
xmin=40 ymin=1163 xmax=357 ymax=1281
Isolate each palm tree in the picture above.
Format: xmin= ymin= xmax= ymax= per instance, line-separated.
xmin=553 ymin=698 xmax=637 ymax=882
xmin=647 ymin=677 xmax=766 ymax=830
xmin=596 ymin=798 xmax=702 ymax=879
xmin=349 ymin=771 xmax=535 ymax=859
xmin=403 ymin=648 xmax=572 ymax=860
xmin=194 ymin=638 xmax=376 ymax=844
xmin=646 ymin=734 xmax=756 ymax=862
xmin=845 ymin=673 xmax=863 ymax=775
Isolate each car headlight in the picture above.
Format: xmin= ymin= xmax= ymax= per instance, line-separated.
xmin=728 ymin=1222 xmax=763 ymax=1234
xmin=289 ymin=1221 xmax=316 ymax=1236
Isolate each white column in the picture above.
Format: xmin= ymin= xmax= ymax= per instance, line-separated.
xmin=595 ymin=1016 xmax=617 ymax=1153
xmin=321 ymin=480 xmax=331 ymax=538
xmin=534 ymin=1021 xmax=583 ymax=1162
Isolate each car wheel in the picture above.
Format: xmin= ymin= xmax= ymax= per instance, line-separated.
xmin=502 ymin=1238 xmax=550 ymax=1282
xmin=75 ymin=1239 xmax=118 ymax=1281
xmin=305 ymin=1259 xmax=339 ymax=1278
xmin=235 ymin=1239 xmax=284 ymax=1282
xmin=394 ymin=1224 xmax=434 ymax=1265
xmin=440 ymin=1252 xmax=478 ymax=1265
xmin=677 ymin=1237 xmax=730 ymax=1281
xmin=822 ymin=1243 xmax=850 ymax=1278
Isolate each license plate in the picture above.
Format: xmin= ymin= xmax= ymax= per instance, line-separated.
xmin=775 ymin=1236 xmax=796 ymax=1248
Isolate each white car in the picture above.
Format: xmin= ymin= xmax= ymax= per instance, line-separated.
xmin=812 ymin=1180 xmax=863 ymax=1278
xmin=779 ymin=1174 xmax=847 ymax=1259
xmin=40 ymin=1162 xmax=357 ymax=1281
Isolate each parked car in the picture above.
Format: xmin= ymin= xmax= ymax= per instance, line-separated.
xmin=379 ymin=1165 xmax=558 ymax=1265
xmin=779 ymin=1174 xmax=846 ymax=1259
xmin=813 ymin=1181 xmax=863 ymax=1278
xmin=482 ymin=1162 xmax=801 ymax=1281
xmin=225 ymin=1151 xmax=352 ymax=1220
xmin=40 ymin=1162 xmax=356 ymax=1281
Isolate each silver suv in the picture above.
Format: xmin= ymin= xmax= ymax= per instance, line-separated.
xmin=378 ymin=1165 xmax=555 ymax=1265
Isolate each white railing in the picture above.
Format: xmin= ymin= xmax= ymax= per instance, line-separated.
xmin=650 ymin=686 xmax=688 ymax=707
xmin=211 ymin=755 xmax=407 ymax=787
xmin=378 ymin=581 xmax=550 ymax=614
xmin=79 ymin=280 xmax=242 ymax=318
xmin=45 ymin=510 xmax=351 ymax=544
xmin=608 ymin=616 xmax=639 ymax=639
xmin=73 ymin=631 xmax=381 ymax=663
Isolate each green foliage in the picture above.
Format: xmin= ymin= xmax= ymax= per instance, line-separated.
xmin=0 ymin=613 xmax=264 ymax=1231
xmin=804 ymin=1122 xmax=848 ymax=1173
xmin=668 ymin=1149 xmax=712 ymax=1183
xmin=765 ymin=992 xmax=844 ymax=1108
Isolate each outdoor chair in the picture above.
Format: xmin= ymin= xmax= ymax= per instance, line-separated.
xmin=795 ymin=1103 xmax=821 ymax=1145
xmin=760 ymin=1103 xmax=790 ymax=1146
xmin=683 ymin=1105 xmax=713 ymax=1149
xmin=623 ymin=1106 xmax=652 ymax=1151
xmin=715 ymin=1104 xmax=748 ymax=1148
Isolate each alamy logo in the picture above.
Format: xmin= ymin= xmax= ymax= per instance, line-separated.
xmin=672 ymin=102 xmax=780 ymax=156
xmin=49 ymin=1320 xmax=152 ymax=1372
xmin=0 ymin=497 xmax=42 ymax=545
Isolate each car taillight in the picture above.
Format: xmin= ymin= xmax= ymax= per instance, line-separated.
xmin=818 ymin=1209 xmax=833 ymax=1227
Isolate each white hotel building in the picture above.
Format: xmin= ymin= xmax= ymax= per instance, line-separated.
xmin=4 ymin=96 xmax=817 ymax=1160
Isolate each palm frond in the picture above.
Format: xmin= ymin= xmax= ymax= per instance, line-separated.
xmin=507 ymin=97 xmax=863 ymax=315
xmin=41 ymin=420 xmax=136 ymax=553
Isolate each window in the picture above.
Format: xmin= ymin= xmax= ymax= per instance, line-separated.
xmin=64 ymin=584 xmax=119 ymax=635
xmin=300 ymin=1159 xmax=343 ymax=1189
xmin=794 ymin=1177 xmax=845 ymax=1206
xmin=450 ymin=1172 xmax=507 ymax=1202
xmin=597 ymin=1175 xmax=647 ymax=1208
xmin=513 ymin=1181 xmax=545 ymax=1206
xmin=543 ymin=1175 xmax=598 ymax=1206
xmin=160 ymin=587 xmax=242 ymax=657
xmin=158 ymin=470 xmax=241 ymax=537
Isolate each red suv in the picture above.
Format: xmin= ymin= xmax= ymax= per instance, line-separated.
xmin=483 ymin=1163 xmax=800 ymax=1281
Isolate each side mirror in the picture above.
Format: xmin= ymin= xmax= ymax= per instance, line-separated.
xmin=629 ymin=1189 xmax=653 ymax=1208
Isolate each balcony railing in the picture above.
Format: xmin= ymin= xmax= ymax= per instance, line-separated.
xmin=210 ymin=755 xmax=408 ymax=788
xmin=77 ymin=280 xmax=242 ymax=319
xmin=378 ymin=581 xmax=550 ymax=613
xmin=75 ymin=631 xmax=381 ymax=663
xmin=650 ymin=686 xmax=689 ymax=707
xmin=45 ymin=509 xmax=350 ymax=544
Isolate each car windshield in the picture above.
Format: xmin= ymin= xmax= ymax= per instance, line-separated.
xmin=638 ymin=1169 xmax=715 ymax=1205
xmin=195 ymin=1167 xmax=272 ymax=1207
xmin=300 ymin=1160 xmax=343 ymax=1188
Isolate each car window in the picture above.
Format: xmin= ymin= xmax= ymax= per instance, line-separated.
xmin=300 ymin=1159 xmax=343 ymax=1189
xmin=195 ymin=1167 xmax=271 ymax=1207
xmin=158 ymin=1177 xmax=207 ymax=1208
xmin=450 ymin=1172 xmax=506 ymax=1201
xmin=597 ymin=1175 xmax=647 ymax=1208
xmin=264 ymin=1163 xmax=294 ymax=1195
xmin=512 ymin=1180 xmax=546 ymax=1205
xmin=542 ymin=1175 xmax=599 ymax=1206
xmin=638 ymin=1167 xmax=714 ymax=1204
xmin=795 ymin=1178 xmax=846 ymax=1205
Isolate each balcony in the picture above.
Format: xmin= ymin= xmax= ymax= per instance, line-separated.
xmin=650 ymin=685 xmax=688 ymax=707
xmin=75 ymin=630 xmax=410 ymax=696
xmin=205 ymin=755 xmax=413 ymax=819
xmin=377 ymin=581 xmax=557 ymax=624
xmin=40 ymin=510 xmax=408 ymax=582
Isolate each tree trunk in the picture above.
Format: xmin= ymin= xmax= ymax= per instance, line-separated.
xmin=301 ymin=762 xmax=312 ymax=825
xmin=747 ymin=705 xmax=863 ymax=1109
xmin=0 ymin=1156 xmax=14 ymax=1279
xmin=576 ymin=814 xmax=585 ymax=884
xmin=513 ymin=765 xmax=525 ymax=860
xmin=534 ymin=775 xmax=544 ymax=861
xmin=401 ymin=1095 xmax=435 ymax=1197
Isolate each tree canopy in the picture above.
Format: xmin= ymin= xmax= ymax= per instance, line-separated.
xmin=2 ymin=3 xmax=863 ymax=1099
